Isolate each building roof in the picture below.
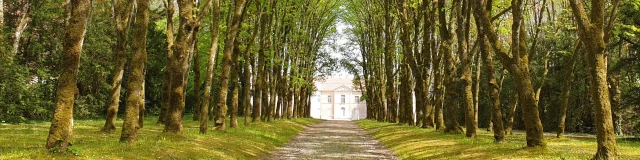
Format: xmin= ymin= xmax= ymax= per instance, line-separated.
xmin=315 ymin=77 xmax=360 ymax=91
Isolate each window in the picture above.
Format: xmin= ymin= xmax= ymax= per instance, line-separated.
xmin=341 ymin=107 xmax=346 ymax=116
xmin=341 ymin=95 xmax=346 ymax=104
xmin=355 ymin=96 xmax=360 ymax=103
xmin=327 ymin=96 xmax=332 ymax=103
xmin=318 ymin=96 xmax=321 ymax=102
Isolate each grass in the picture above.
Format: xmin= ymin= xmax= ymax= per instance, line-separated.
xmin=357 ymin=119 xmax=640 ymax=160
xmin=0 ymin=115 xmax=321 ymax=159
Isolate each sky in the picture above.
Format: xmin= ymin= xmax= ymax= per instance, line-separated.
xmin=325 ymin=20 xmax=353 ymax=77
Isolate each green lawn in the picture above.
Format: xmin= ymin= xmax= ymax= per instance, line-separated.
xmin=357 ymin=119 xmax=640 ymax=160
xmin=0 ymin=116 xmax=321 ymax=159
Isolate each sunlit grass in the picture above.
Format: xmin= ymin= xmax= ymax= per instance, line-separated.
xmin=0 ymin=115 xmax=321 ymax=159
xmin=357 ymin=119 xmax=640 ymax=160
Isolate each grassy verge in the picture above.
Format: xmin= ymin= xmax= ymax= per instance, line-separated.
xmin=357 ymin=119 xmax=640 ymax=160
xmin=0 ymin=116 xmax=321 ymax=159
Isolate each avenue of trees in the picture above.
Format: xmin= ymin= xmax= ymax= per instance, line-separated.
xmin=1 ymin=0 xmax=640 ymax=159
xmin=341 ymin=0 xmax=639 ymax=159
xmin=0 ymin=0 xmax=338 ymax=152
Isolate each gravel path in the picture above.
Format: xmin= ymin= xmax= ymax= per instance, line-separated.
xmin=265 ymin=120 xmax=399 ymax=160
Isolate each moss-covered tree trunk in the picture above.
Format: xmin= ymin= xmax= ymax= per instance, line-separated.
xmin=229 ymin=41 xmax=241 ymax=128
xmin=138 ymin=77 xmax=145 ymax=128
xmin=473 ymin=0 xmax=545 ymax=147
xmin=45 ymin=0 xmax=91 ymax=151
xmin=120 ymin=0 xmax=148 ymax=143
xmin=199 ymin=0 xmax=220 ymax=134
xmin=192 ymin=40 xmax=201 ymax=121
xmin=165 ymin=0 xmax=210 ymax=133
xmin=568 ymin=0 xmax=617 ymax=158
xmin=102 ymin=0 xmax=133 ymax=133
xmin=505 ymin=93 xmax=518 ymax=135
xmin=158 ymin=0 xmax=175 ymax=124
xmin=440 ymin=0 xmax=462 ymax=134
xmin=383 ymin=0 xmax=397 ymax=123
xmin=432 ymin=39 xmax=445 ymax=131
xmin=215 ymin=0 xmax=246 ymax=131
xmin=456 ymin=0 xmax=475 ymax=137
xmin=242 ymin=52 xmax=252 ymax=125
xmin=420 ymin=1 xmax=436 ymax=128
xmin=475 ymin=4 xmax=505 ymax=140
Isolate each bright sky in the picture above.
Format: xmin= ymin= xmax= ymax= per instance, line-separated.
xmin=326 ymin=20 xmax=352 ymax=77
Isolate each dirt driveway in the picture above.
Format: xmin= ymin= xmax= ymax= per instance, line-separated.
xmin=265 ymin=120 xmax=399 ymax=160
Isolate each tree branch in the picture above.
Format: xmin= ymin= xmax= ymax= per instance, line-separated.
xmin=567 ymin=0 xmax=591 ymax=34
xmin=491 ymin=5 xmax=512 ymax=22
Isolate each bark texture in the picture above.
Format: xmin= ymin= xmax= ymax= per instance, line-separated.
xmin=45 ymin=0 xmax=91 ymax=151
xmin=473 ymin=0 xmax=545 ymax=147
xmin=215 ymin=0 xmax=246 ymax=131
xmin=120 ymin=0 xmax=149 ymax=143
xmin=568 ymin=0 xmax=617 ymax=158
xmin=158 ymin=0 xmax=175 ymax=124
xmin=102 ymin=0 xmax=133 ymax=133
xmin=199 ymin=0 xmax=220 ymax=134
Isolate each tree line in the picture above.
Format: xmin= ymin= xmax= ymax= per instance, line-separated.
xmin=0 ymin=0 xmax=338 ymax=152
xmin=341 ymin=0 xmax=639 ymax=159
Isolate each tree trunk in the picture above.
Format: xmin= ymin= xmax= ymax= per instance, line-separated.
xmin=164 ymin=0 xmax=209 ymax=133
xmin=473 ymin=0 xmax=545 ymax=147
xmin=433 ymin=44 xmax=445 ymax=131
xmin=102 ymin=0 xmax=133 ymax=133
xmin=557 ymin=40 xmax=580 ymax=138
xmin=476 ymin=11 xmax=504 ymax=141
xmin=138 ymin=77 xmax=145 ymax=128
xmin=505 ymin=93 xmax=518 ymax=135
xmin=456 ymin=0 xmax=475 ymax=138
xmin=229 ymin=42 xmax=241 ymax=128
xmin=193 ymin=38 xmax=201 ymax=121
xmin=568 ymin=0 xmax=617 ymax=158
xmin=45 ymin=0 xmax=91 ymax=151
xmin=199 ymin=0 xmax=220 ymax=134
xmin=215 ymin=0 xmax=246 ymax=131
xmin=12 ymin=2 xmax=29 ymax=56
xmin=441 ymin=0 xmax=462 ymax=134
xmin=0 ymin=0 xmax=3 ymax=27
xmin=158 ymin=0 xmax=176 ymax=124
xmin=120 ymin=0 xmax=148 ymax=143
xmin=383 ymin=0 xmax=397 ymax=123
xmin=242 ymin=52 xmax=252 ymax=125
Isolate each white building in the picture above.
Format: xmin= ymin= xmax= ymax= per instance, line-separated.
xmin=310 ymin=77 xmax=367 ymax=120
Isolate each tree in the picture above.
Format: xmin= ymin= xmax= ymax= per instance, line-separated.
xmin=158 ymin=0 xmax=175 ymax=124
xmin=383 ymin=0 xmax=397 ymax=123
xmin=164 ymin=0 xmax=210 ymax=133
xmin=119 ymin=0 xmax=148 ymax=143
xmin=473 ymin=0 xmax=545 ymax=147
xmin=557 ymin=41 xmax=581 ymax=138
xmin=474 ymin=0 xmax=504 ymax=141
xmin=441 ymin=0 xmax=462 ymax=134
xmin=215 ymin=0 xmax=246 ymax=131
xmin=11 ymin=1 xmax=29 ymax=56
xmin=455 ymin=0 xmax=476 ymax=137
xmin=45 ymin=0 xmax=92 ymax=151
xmin=101 ymin=0 xmax=133 ymax=133
xmin=200 ymin=0 xmax=220 ymax=134
xmin=568 ymin=0 xmax=618 ymax=158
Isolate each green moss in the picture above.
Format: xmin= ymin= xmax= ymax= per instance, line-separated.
xmin=357 ymin=119 xmax=640 ymax=160
xmin=0 ymin=116 xmax=321 ymax=159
